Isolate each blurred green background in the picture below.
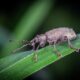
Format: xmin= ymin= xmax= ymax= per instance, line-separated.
xmin=0 ymin=0 xmax=80 ymax=80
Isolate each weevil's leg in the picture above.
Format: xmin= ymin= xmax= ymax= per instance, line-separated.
xmin=68 ymin=39 xmax=79 ymax=52
xmin=48 ymin=41 xmax=62 ymax=57
xmin=53 ymin=42 xmax=62 ymax=57
xmin=33 ymin=45 xmax=40 ymax=62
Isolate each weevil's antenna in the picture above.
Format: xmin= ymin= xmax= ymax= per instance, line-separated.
xmin=12 ymin=40 xmax=31 ymax=53
xmin=9 ymin=39 xmax=28 ymax=44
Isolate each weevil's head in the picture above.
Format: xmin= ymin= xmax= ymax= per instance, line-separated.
xmin=30 ymin=35 xmax=39 ymax=46
xmin=30 ymin=34 xmax=46 ymax=47
xmin=66 ymin=28 xmax=77 ymax=40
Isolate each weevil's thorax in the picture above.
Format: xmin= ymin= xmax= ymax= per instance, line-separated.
xmin=38 ymin=34 xmax=46 ymax=42
xmin=38 ymin=34 xmax=47 ymax=47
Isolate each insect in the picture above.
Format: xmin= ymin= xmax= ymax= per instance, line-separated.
xmin=13 ymin=27 xmax=79 ymax=62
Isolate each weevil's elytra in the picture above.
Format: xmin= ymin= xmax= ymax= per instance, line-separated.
xmin=14 ymin=27 xmax=79 ymax=62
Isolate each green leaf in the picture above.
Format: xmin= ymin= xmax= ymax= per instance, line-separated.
xmin=0 ymin=34 xmax=80 ymax=80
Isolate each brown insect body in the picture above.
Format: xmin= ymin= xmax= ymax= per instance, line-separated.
xmin=14 ymin=27 xmax=79 ymax=61
xmin=30 ymin=27 xmax=77 ymax=49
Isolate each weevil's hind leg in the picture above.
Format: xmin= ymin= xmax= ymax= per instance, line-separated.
xmin=33 ymin=45 xmax=40 ymax=62
xmin=68 ymin=39 xmax=80 ymax=53
xmin=53 ymin=42 xmax=62 ymax=57
xmin=48 ymin=41 xmax=62 ymax=57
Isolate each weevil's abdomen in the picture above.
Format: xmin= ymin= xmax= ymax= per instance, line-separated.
xmin=45 ymin=27 xmax=77 ymax=44
xmin=45 ymin=28 xmax=65 ymax=43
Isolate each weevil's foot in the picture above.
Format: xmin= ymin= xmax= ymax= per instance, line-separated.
xmin=54 ymin=50 xmax=62 ymax=58
xmin=33 ymin=54 xmax=38 ymax=62
xmin=57 ymin=52 xmax=62 ymax=58
xmin=75 ymin=49 xmax=80 ymax=53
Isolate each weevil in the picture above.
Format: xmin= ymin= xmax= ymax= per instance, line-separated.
xmin=13 ymin=27 xmax=80 ymax=62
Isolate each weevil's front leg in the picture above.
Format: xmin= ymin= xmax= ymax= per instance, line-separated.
xmin=68 ymin=39 xmax=80 ymax=52
xmin=53 ymin=42 xmax=62 ymax=57
xmin=33 ymin=45 xmax=40 ymax=62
